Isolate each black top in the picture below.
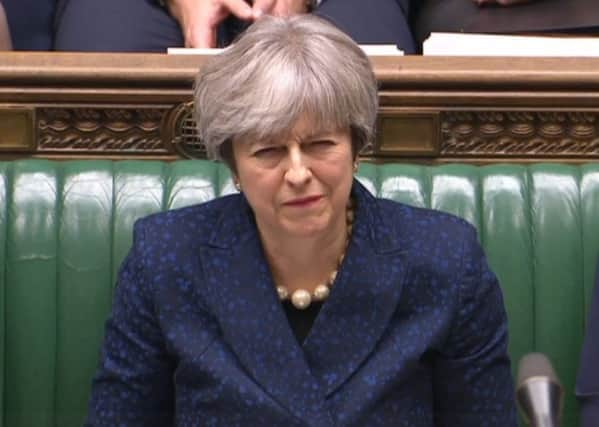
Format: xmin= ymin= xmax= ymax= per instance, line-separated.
xmin=282 ymin=301 xmax=323 ymax=344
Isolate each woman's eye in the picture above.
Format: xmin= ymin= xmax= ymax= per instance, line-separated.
xmin=309 ymin=140 xmax=335 ymax=148
xmin=253 ymin=147 xmax=281 ymax=157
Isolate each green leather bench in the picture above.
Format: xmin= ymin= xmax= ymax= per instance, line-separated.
xmin=1 ymin=159 xmax=598 ymax=427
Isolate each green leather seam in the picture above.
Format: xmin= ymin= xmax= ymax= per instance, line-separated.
xmin=0 ymin=161 xmax=10 ymax=427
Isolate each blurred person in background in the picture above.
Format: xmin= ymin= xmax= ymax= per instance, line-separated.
xmin=2 ymin=0 xmax=53 ymax=50
xmin=0 ymin=1 xmax=12 ymax=50
xmin=577 ymin=260 xmax=599 ymax=427
xmin=412 ymin=0 xmax=599 ymax=51
xmin=53 ymin=0 xmax=416 ymax=53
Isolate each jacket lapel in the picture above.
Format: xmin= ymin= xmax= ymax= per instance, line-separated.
xmin=198 ymin=195 xmax=335 ymax=426
xmin=302 ymin=183 xmax=409 ymax=397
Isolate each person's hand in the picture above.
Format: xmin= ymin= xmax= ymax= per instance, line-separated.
xmin=167 ymin=0 xmax=255 ymax=48
xmin=167 ymin=0 xmax=309 ymax=48
xmin=252 ymin=0 xmax=308 ymax=17
xmin=474 ymin=0 xmax=532 ymax=5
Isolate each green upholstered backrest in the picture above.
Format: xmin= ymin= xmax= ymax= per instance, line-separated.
xmin=0 ymin=159 xmax=597 ymax=427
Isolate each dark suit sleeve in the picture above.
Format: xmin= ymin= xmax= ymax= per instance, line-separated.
xmin=315 ymin=0 xmax=416 ymax=53
xmin=576 ymin=262 xmax=599 ymax=427
xmin=86 ymin=221 xmax=174 ymax=426
xmin=432 ymin=226 xmax=517 ymax=426
xmin=54 ymin=0 xmax=183 ymax=52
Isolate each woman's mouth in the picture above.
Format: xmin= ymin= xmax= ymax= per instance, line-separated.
xmin=284 ymin=195 xmax=323 ymax=207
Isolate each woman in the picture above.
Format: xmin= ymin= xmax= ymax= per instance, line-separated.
xmin=86 ymin=15 xmax=516 ymax=426
xmin=577 ymin=260 xmax=599 ymax=426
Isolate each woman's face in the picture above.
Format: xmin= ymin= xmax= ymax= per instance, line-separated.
xmin=233 ymin=115 xmax=354 ymax=239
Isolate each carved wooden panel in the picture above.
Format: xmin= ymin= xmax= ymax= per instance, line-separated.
xmin=376 ymin=110 xmax=440 ymax=157
xmin=0 ymin=107 xmax=35 ymax=151
xmin=162 ymin=101 xmax=207 ymax=159
xmin=3 ymin=53 xmax=599 ymax=162
xmin=441 ymin=111 xmax=599 ymax=158
xmin=37 ymin=107 xmax=170 ymax=154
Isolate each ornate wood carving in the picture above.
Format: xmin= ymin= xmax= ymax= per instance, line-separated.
xmin=37 ymin=107 xmax=170 ymax=154
xmin=441 ymin=111 xmax=599 ymax=157
xmin=162 ymin=101 xmax=207 ymax=159
xmin=31 ymin=105 xmax=599 ymax=160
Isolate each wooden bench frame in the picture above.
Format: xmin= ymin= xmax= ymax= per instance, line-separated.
xmin=1 ymin=52 xmax=599 ymax=163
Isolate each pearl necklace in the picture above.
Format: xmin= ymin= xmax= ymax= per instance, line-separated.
xmin=276 ymin=200 xmax=354 ymax=310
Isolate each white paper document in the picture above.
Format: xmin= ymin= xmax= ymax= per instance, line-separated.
xmin=168 ymin=47 xmax=226 ymax=55
xmin=424 ymin=32 xmax=599 ymax=57
xmin=168 ymin=45 xmax=403 ymax=56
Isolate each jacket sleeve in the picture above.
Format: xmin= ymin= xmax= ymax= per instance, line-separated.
xmin=85 ymin=220 xmax=174 ymax=426
xmin=576 ymin=261 xmax=599 ymax=427
xmin=432 ymin=225 xmax=517 ymax=426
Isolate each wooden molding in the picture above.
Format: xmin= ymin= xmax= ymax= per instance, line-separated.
xmin=0 ymin=107 xmax=35 ymax=151
xmin=441 ymin=111 xmax=599 ymax=158
xmin=37 ymin=107 xmax=170 ymax=155
xmin=3 ymin=52 xmax=599 ymax=162
xmin=376 ymin=109 xmax=440 ymax=157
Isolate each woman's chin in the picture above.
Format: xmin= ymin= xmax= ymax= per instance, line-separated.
xmin=279 ymin=218 xmax=331 ymax=239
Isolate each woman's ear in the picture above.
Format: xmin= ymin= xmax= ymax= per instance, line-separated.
xmin=233 ymin=175 xmax=242 ymax=192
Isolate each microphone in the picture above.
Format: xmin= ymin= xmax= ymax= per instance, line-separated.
xmin=516 ymin=353 xmax=564 ymax=427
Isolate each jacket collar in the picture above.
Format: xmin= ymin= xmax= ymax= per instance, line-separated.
xmin=199 ymin=180 xmax=408 ymax=420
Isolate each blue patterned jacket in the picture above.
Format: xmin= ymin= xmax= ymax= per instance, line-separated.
xmin=86 ymin=180 xmax=517 ymax=426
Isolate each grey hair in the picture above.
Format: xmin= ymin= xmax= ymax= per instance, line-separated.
xmin=194 ymin=14 xmax=379 ymax=167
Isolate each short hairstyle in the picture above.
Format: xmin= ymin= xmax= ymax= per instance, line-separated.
xmin=194 ymin=14 xmax=379 ymax=168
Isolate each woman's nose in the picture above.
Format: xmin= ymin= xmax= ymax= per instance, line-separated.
xmin=284 ymin=147 xmax=312 ymax=185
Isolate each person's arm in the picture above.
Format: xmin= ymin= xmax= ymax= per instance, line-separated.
xmin=164 ymin=0 xmax=308 ymax=48
xmin=0 ymin=2 xmax=12 ymax=50
xmin=432 ymin=226 xmax=517 ymax=426
xmin=86 ymin=221 xmax=175 ymax=427
xmin=576 ymin=262 xmax=599 ymax=427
